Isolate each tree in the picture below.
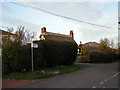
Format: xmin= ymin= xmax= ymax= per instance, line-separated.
xmin=99 ymin=38 xmax=113 ymax=53
xmin=14 ymin=26 xmax=36 ymax=44
xmin=7 ymin=27 xmax=14 ymax=33
xmin=110 ymin=39 xmax=115 ymax=49
xmin=2 ymin=26 xmax=35 ymax=47
xmin=81 ymin=45 xmax=89 ymax=55
xmin=2 ymin=26 xmax=33 ymax=74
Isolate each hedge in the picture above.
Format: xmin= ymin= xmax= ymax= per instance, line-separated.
xmin=90 ymin=52 xmax=116 ymax=63
xmin=33 ymin=40 xmax=78 ymax=69
xmin=76 ymin=55 xmax=90 ymax=63
xmin=2 ymin=40 xmax=78 ymax=75
xmin=2 ymin=42 xmax=31 ymax=75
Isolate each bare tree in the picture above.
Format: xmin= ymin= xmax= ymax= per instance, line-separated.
xmin=110 ymin=39 xmax=114 ymax=49
xmin=7 ymin=27 xmax=14 ymax=33
xmin=2 ymin=26 xmax=35 ymax=47
xmin=14 ymin=26 xmax=36 ymax=43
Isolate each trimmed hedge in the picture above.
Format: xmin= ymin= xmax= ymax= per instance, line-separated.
xmin=90 ymin=52 xmax=117 ymax=63
xmin=2 ymin=40 xmax=78 ymax=75
xmin=33 ymin=40 xmax=78 ymax=69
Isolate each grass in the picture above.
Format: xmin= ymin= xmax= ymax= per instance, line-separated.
xmin=3 ymin=65 xmax=80 ymax=80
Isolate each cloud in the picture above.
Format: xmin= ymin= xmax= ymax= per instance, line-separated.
xmin=27 ymin=2 xmax=105 ymax=22
xmin=1 ymin=0 xmax=119 ymax=2
xmin=1 ymin=2 xmax=118 ymax=45
xmin=2 ymin=14 xmax=41 ymax=36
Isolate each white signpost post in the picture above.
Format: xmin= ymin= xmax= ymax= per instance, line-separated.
xmin=31 ymin=37 xmax=40 ymax=72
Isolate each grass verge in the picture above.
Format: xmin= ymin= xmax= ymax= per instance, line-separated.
xmin=3 ymin=65 xmax=80 ymax=80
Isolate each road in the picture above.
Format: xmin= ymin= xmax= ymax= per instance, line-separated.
xmin=18 ymin=62 xmax=119 ymax=88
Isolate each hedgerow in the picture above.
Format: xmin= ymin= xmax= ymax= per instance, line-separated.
xmin=2 ymin=40 xmax=77 ymax=75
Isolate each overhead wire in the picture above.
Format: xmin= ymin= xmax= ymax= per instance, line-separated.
xmin=10 ymin=2 xmax=115 ymax=29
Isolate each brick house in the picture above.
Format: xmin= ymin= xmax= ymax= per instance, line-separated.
xmin=0 ymin=29 xmax=17 ymax=42
xmin=0 ymin=29 xmax=18 ymax=48
xmin=0 ymin=29 xmax=17 ymax=55
xmin=78 ymin=41 xmax=100 ymax=53
xmin=39 ymin=27 xmax=76 ymax=43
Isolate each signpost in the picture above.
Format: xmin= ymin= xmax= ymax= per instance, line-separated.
xmin=33 ymin=43 xmax=38 ymax=48
xmin=31 ymin=36 xmax=40 ymax=71
xmin=31 ymin=41 xmax=34 ymax=71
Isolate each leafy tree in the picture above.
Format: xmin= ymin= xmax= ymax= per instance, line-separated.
xmin=99 ymin=38 xmax=114 ymax=53
xmin=2 ymin=26 xmax=33 ymax=74
xmin=81 ymin=45 xmax=89 ymax=55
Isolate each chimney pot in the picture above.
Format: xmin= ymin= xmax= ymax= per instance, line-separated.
xmin=41 ymin=27 xmax=46 ymax=33
xmin=70 ymin=30 xmax=74 ymax=39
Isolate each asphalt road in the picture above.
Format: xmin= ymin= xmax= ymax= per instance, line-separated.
xmin=19 ymin=62 xmax=119 ymax=88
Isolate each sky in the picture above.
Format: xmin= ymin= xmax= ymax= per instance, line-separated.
xmin=0 ymin=1 xmax=119 ymax=48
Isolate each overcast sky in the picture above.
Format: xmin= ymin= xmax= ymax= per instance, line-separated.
xmin=0 ymin=1 xmax=119 ymax=47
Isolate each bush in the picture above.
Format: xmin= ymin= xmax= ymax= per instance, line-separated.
xmin=76 ymin=55 xmax=90 ymax=63
xmin=113 ymin=53 xmax=120 ymax=61
xmin=81 ymin=46 xmax=89 ymax=55
xmin=2 ymin=42 xmax=31 ymax=75
xmin=2 ymin=40 xmax=77 ymax=75
xmin=90 ymin=52 xmax=115 ymax=63
xmin=34 ymin=40 xmax=78 ymax=68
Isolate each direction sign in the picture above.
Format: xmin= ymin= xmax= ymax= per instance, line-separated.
xmin=33 ymin=44 xmax=38 ymax=48
xmin=31 ymin=43 xmax=38 ymax=48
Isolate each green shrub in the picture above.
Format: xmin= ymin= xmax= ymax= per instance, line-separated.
xmin=81 ymin=46 xmax=89 ymax=55
xmin=90 ymin=52 xmax=114 ymax=63
xmin=76 ymin=55 xmax=90 ymax=63
xmin=2 ymin=42 xmax=31 ymax=75
xmin=34 ymin=40 xmax=77 ymax=68
xmin=2 ymin=39 xmax=77 ymax=74
xmin=113 ymin=53 xmax=120 ymax=61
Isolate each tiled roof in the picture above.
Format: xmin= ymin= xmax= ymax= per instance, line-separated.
xmin=41 ymin=32 xmax=71 ymax=38
xmin=40 ymin=32 xmax=75 ymax=43
xmin=0 ymin=29 xmax=16 ymax=36
xmin=78 ymin=42 xmax=99 ymax=51
xmin=83 ymin=42 xmax=99 ymax=48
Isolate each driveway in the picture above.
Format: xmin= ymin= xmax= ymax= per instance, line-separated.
xmin=18 ymin=62 xmax=119 ymax=88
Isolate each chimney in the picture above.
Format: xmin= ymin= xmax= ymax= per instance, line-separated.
xmin=41 ymin=27 xmax=46 ymax=33
xmin=70 ymin=30 xmax=74 ymax=39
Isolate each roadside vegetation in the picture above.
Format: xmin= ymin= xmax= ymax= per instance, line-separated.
xmin=2 ymin=26 xmax=78 ymax=79
xmin=76 ymin=38 xmax=120 ymax=63
xmin=3 ymin=65 xmax=80 ymax=80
